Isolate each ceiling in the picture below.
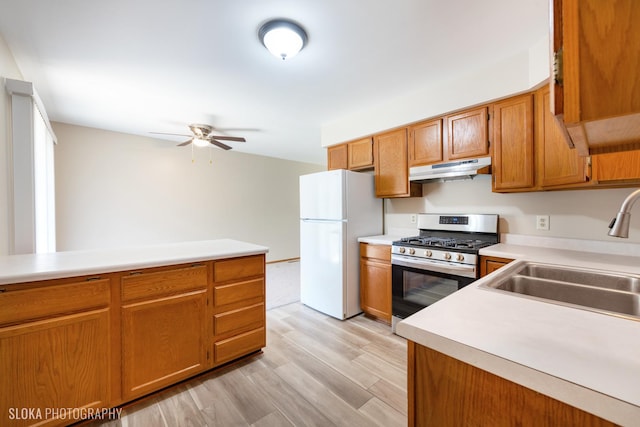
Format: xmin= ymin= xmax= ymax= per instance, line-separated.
xmin=0 ymin=0 xmax=548 ymax=165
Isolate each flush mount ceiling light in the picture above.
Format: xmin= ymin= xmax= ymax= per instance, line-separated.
xmin=259 ymin=19 xmax=308 ymax=60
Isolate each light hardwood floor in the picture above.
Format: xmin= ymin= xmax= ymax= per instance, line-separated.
xmin=84 ymin=302 xmax=407 ymax=427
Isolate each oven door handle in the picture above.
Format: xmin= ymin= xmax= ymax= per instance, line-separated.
xmin=391 ymin=254 xmax=476 ymax=277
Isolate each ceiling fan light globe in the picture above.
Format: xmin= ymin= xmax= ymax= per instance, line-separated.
xmin=192 ymin=137 xmax=209 ymax=147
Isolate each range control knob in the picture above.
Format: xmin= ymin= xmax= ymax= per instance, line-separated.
xmin=425 ymin=250 xmax=432 ymax=257
xmin=456 ymin=254 xmax=465 ymax=262
xmin=399 ymin=247 xmax=406 ymax=254
xmin=409 ymin=248 xmax=415 ymax=255
xmin=444 ymin=253 xmax=452 ymax=260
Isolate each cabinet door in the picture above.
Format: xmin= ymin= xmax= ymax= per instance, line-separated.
xmin=121 ymin=290 xmax=207 ymax=400
xmin=552 ymin=0 xmax=640 ymax=155
xmin=0 ymin=309 xmax=110 ymax=427
xmin=374 ymin=128 xmax=421 ymax=198
xmin=537 ymin=86 xmax=590 ymax=188
xmin=327 ymin=144 xmax=348 ymax=170
xmin=479 ymin=256 xmax=513 ymax=277
xmin=409 ymin=343 xmax=617 ymax=427
xmin=360 ymin=258 xmax=392 ymax=324
xmin=492 ymin=95 xmax=535 ymax=192
xmin=446 ymin=107 xmax=490 ymax=160
xmin=408 ymin=119 xmax=443 ymax=166
xmin=593 ymin=151 xmax=640 ymax=183
xmin=348 ymin=137 xmax=374 ymax=170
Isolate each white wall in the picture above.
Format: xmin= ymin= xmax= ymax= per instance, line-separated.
xmin=322 ymin=36 xmax=640 ymax=245
xmin=0 ymin=33 xmax=24 ymax=256
xmin=53 ymin=122 xmax=324 ymax=261
xmin=321 ymin=37 xmax=549 ymax=147
xmin=385 ymin=177 xmax=640 ymax=244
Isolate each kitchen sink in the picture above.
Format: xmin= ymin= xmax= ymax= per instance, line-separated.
xmin=480 ymin=262 xmax=640 ymax=319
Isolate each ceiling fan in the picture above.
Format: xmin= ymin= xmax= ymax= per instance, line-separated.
xmin=151 ymin=124 xmax=246 ymax=150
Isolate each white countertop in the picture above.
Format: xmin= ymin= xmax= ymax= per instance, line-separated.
xmin=0 ymin=239 xmax=269 ymax=285
xmin=396 ymin=236 xmax=640 ymax=426
xmin=357 ymin=234 xmax=402 ymax=245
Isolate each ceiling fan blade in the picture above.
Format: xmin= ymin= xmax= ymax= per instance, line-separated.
xmin=150 ymin=132 xmax=191 ymax=137
xmin=209 ymin=135 xmax=246 ymax=142
xmin=177 ymin=139 xmax=193 ymax=146
xmin=209 ymin=139 xmax=232 ymax=150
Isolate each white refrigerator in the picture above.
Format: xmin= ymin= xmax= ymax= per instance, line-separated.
xmin=299 ymin=169 xmax=383 ymax=319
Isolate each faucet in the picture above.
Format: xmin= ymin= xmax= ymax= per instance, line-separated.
xmin=608 ymin=189 xmax=640 ymax=238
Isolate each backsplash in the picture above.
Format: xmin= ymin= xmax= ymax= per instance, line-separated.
xmin=384 ymin=175 xmax=640 ymax=244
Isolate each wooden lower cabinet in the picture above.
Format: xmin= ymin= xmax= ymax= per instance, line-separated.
xmin=212 ymin=255 xmax=266 ymax=366
xmin=0 ymin=277 xmax=112 ymax=427
xmin=408 ymin=342 xmax=617 ymax=427
xmin=479 ymin=255 xmax=513 ymax=277
xmin=121 ymin=290 xmax=207 ymax=400
xmin=0 ymin=254 xmax=266 ymax=427
xmin=120 ymin=263 xmax=208 ymax=400
xmin=359 ymin=243 xmax=392 ymax=324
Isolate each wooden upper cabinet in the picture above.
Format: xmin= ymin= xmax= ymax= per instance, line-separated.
xmin=327 ymin=144 xmax=348 ymax=170
xmin=536 ymin=85 xmax=590 ymax=188
xmin=592 ymin=150 xmax=640 ymax=183
xmin=327 ymin=139 xmax=374 ymax=171
xmin=347 ymin=137 xmax=374 ymax=170
xmin=408 ymin=119 xmax=443 ymax=167
xmin=374 ymin=128 xmax=421 ymax=198
xmin=492 ymin=94 xmax=535 ymax=192
xmin=446 ymin=106 xmax=490 ymax=161
xmin=551 ymin=0 xmax=640 ymax=155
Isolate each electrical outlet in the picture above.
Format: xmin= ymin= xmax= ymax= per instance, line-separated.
xmin=410 ymin=214 xmax=417 ymax=224
xmin=536 ymin=215 xmax=550 ymax=230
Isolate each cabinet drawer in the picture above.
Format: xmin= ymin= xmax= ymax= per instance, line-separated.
xmin=214 ymin=303 xmax=264 ymax=336
xmin=214 ymin=278 xmax=264 ymax=308
xmin=213 ymin=327 xmax=265 ymax=366
xmin=122 ymin=264 xmax=207 ymax=302
xmin=0 ymin=278 xmax=110 ymax=326
xmin=213 ymin=255 xmax=264 ymax=283
xmin=360 ymin=243 xmax=391 ymax=262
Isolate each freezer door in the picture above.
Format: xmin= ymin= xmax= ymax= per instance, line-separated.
xmin=300 ymin=170 xmax=345 ymax=220
xmin=300 ymin=219 xmax=346 ymax=319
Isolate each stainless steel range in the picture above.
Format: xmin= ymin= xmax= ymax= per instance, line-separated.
xmin=391 ymin=213 xmax=499 ymax=331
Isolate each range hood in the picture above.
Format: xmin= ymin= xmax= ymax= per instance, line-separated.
xmin=409 ymin=156 xmax=492 ymax=183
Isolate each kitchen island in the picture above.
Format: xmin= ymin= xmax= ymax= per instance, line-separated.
xmin=0 ymin=239 xmax=268 ymax=427
xmin=397 ymin=236 xmax=640 ymax=426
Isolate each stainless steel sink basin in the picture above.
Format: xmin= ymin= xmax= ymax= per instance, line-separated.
xmin=516 ymin=263 xmax=640 ymax=292
xmin=480 ymin=262 xmax=640 ymax=319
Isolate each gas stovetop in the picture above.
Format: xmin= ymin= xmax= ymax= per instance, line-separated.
xmin=394 ymin=236 xmax=495 ymax=251
xmin=390 ymin=213 xmax=499 ymax=264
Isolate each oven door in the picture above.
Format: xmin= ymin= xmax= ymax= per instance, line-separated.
xmin=391 ymin=256 xmax=476 ymax=321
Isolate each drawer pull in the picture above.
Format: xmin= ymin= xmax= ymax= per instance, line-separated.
xmin=86 ymin=276 xmax=102 ymax=281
